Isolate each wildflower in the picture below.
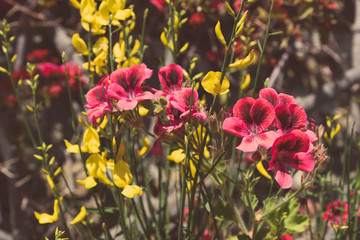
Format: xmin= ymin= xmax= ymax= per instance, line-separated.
xmin=323 ymin=201 xmax=348 ymax=226
xmin=26 ymin=49 xmax=49 ymax=62
xmin=189 ymin=12 xmax=205 ymax=26
xmin=65 ymin=125 xmax=100 ymax=154
xmin=222 ymin=97 xmax=278 ymax=152
xmin=156 ymin=63 xmax=183 ymax=98
xmin=201 ymin=71 xmax=230 ymax=96
xmin=268 ymin=130 xmax=315 ymax=189
xmin=37 ymin=62 xmax=61 ymax=78
xmin=84 ymin=76 xmax=113 ymax=126
xmin=113 ymin=160 xmax=142 ymax=198
xmin=167 ymin=149 xmax=186 ymax=163
xmin=228 ymin=49 xmax=255 ymax=69
xmin=280 ymin=234 xmax=293 ymax=240
xmin=150 ymin=0 xmax=167 ymax=12
xmin=107 ymin=64 xmax=154 ymax=110
xmin=259 ymin=88 xmax=296 ymax=107
xmin=34 ymin=198 xmax=62 ymax=224
xmin=70 ymin=206 xmax=87 ymax=225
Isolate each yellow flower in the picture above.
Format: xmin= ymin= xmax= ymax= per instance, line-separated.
xmin=46 ymin=174 xmax=57 ymax=196
xmin=167 ymin=149 xmax=186 ymax=163
xmin=77 ymin=176 xmax=97 ymax=189
xmin=241 ymin=73 xmax=251 ymax=90
xmin=160 ymin=31 xmax=174 ymax=51
xmin=121 ymin=185 xmax=142 ymax=198
xmin=256 ymin=160 xmax=271 ymax=180
xmin=65 ymin=125 xmax=100 ymax=154
xmin=228 ymin=49 xmax=255 ymax=69
xmin=70 ymin=206 xmax=87 ymax=225
xmin=215 ymin=21 xmax=226 ymax=46
xmin=201 ymin=71 xmax=230 ymax=96
xmin=34 ymin=198 xmax=62 ymax=224
xmin=113 ymin=160 xmax=133 ymax=188
xmin=72 ymin=33 xmax=88 ymax=55
xmin=138 ymin=137 xmax=150 ymax=157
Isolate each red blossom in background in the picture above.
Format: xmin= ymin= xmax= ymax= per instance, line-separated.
xmin=222 ymin=97 xmax=278 ymax=152
xmin=280 ymin=234 xmax=293 ymax=240
xmin=189 ymin=12 xmax=206 ymax=27
xmin=268 ymin=130 xmax=314 ymax=189
xmin=37 ymin=62 xmax=61 ymax=78
xmin=107 ymin=63 xmax=154 ymax=110
xmin=26 ymin=49 xmax=49 ymax=62
xmin=323 ymin=201 xmax=348 ymax=226
xmin=150 ymin=0 xmax=167 ymax=12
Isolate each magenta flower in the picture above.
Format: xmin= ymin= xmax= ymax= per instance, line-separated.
xmin=85 ymin=76 xmax=113 ymax=126
xmin=268 ymin=130 xmax=315 ymax=189
xmin=37 ymin=62 xmax=62 ymax=78
xmin=275 ymin=104 xmax=318 ymax=143
xmin=259 ymin=88 xmax=296 ymax=107
xmin=107 ymin=64 xmax=154 ymax=110
xmin=155 ymin=63 xmax=183 ymax=98
xmin=222 ymin=97 xmax=278 ymax=152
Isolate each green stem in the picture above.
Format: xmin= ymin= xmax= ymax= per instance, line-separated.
xmin=139 ymin=8 xmax=148 ymax=63
xmin=252 ymin=0 xmax=274 ymax=97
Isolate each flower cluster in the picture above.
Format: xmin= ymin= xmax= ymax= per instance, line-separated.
xmin=223 ymin=88 xmax=317 ymax=189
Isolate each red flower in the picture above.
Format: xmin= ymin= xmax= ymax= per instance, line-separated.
xmin=222 ymin=97 xmax=278 ymax=152
xmin=150 ymin=0 xmax=167 ymax=12
xmin=323 ymin=201 xmax=348 ymax=226
xmin=155 ymin=63 xmax=183 ymax=98
xmin=259 ymin=88 xmax=296 ymax=107
xmin=280 ymin=234 xmax=293 ymax=240
xmin=107 ymin=64 xmax=154 ymax=110
xmin=26 ymin=49 xmax=49 ymax=62
xmin=268 ymin=130 xmax=314 ymax=189
xmin=189 ymin=12 xmax=205 ymax=26
xmin=85 ymin=76 xmax=113 ymax=126
xmin=37 ymin=62 xmax=62 ymax=78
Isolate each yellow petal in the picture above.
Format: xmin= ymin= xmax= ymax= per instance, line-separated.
xmin=215 ymin=21 xmax=226 ymax=46
xmin=113 ymin=160 xmax=133 ymax=188
xmin=64 ymin=139 xmax=82 ymax=153
xmin=138 ymin=137 xmax=150 ymax=157
xmin=201 ymin=71 xmax=230 ymax=96
xmin=256 ymin=161 xmax=271 ymax=180
xmin=86 ymin=154 xmax=101 ymax=176
xmin=241 ymin=74 xmax=251 ymax=90
xmin=113 ymin=9 xmax=132 ymax=21
xmin=77 ymin=176 xmax=97 ymax=189
xmin=167 ymin=149 xmax=186 ymax=163
xmin=83 ymin=126 xmax=100 ymax=153
xmin=160 ymin=31 xmax=174 ymax=51
xmin=69 ymin=0 xmax=80 ymax=9
xmin=138 ymin=105 xmax=149 ymax=116
xmin=46 ymin=175 xmax=56 ymax=196
xmin=93 ymin=37 xmax=109 ymax=55
xmin=116 ymin=139 xmax=125 ymax=161
xmin=130 ymin=39 xmax=140 ymax=57
xmin=72 ymin=33 xmax=88 ymax=55
xmin=70 ymin=206 xmax=87 ymax=225
xmin=121 ymin=185 xmax=142 ymax=198
xmin=34 ymin=198 xmax=61 ymax=224
xmin=229 ymin=49 xmax=255 ymax=69
xmin=97 ymin=1 xmax=110 ymax=26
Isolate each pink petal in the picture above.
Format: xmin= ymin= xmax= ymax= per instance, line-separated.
xmin=107 ymin=83 xmax=128 ymax=101
xmin=250 ymin=98 xmax=275 ymax=129
xmin=305 ymin=129 xmax=318 ymax=142
xmin=275 ymin=104 xmax=291 ymax=130
xmin=274 ymin=163 xmax=292 ymax=189
xmin=135 ymin=91 xmax=154 ymax=101
xmin=117 ymin=99 xmax=138 ymax=110
xmin=279 ymin=93 xmax=296 ymax=105
xmin=259 ymin=88 xmax=280 ymax=107
xmin=236 ymin=135 xmax=258 ymax=152
xmin=193 ymin=111 xmax=207 ymax=120
xmin=271 ymin=133 xmax=296 ymax=155
xmin=256 ymin=130 xmax=279 ymax=149
xmin=287 ymin=152 xmax=314 ymax=172
xmin=233 ymin=97 xmax=255 ymax=124
xmin=85 ymin=85 xmax=107 ymax=106
xmin=159 ymin=64 xmax=183 ymax=92
xmin=127 ymin=64 xmax=153 ymax=91
xmin=171 ymin=88 xmax=198 ymax=112
xmin=223 ymin=117 xmax=249 ymax=138
xmin=291 ymin=130 xmax=310 ymax=153
xmin=110 ymin=68 xmax=129 ymax=91
xmin=288 ymin=104 xmax=307 ymax=129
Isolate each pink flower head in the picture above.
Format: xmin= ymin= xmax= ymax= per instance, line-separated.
xmin=26 ymin=49 xmax=49 ymax=62
xmin=107 ymin=64 xmax=154 ymax=110
xmin=222 ymin=97 xmax=278 ymax=152
xmin=60 ymin=62 xmax=88 ymax=90
xmin=323 ymin=201 xmax=348 ymax=226
xmin=156 ymin=64 xmax=183 ymax=98
xmin=169 ymin=88 xmax=207 ymax=121
xmin=150 ymin=0 xmax=167 ymax=11
xmin=259 ymin=88 xmax=296 ymax=107
xmin=280 ymin=234 xmax=293 ymax=240
xmin=85 ymin=76 xmax=113 ymax=126
xmin=268 ymin=130 xmax=315 ymax=189
xmin=38 ymin=62 xmax=62 ymax=78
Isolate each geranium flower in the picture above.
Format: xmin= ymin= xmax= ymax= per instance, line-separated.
xmin=259 ymin=88 xmax=296 ymax=107
xmin=150 ymin=0 xmax=167 ymax=11
xmin=268 ymin=130 xmax=315 ymax=189
xmin=107 ymin=63 xmax=154 ymax=110
xmin=84 ymin=76 xmax=113 ymax=126
xmin=155 ymin=63 xmax=183 ymax=98
xmin=222 ymin=97 xmax=278 ymax=152
xmin=37 ymin=62 xmax=62 ymax=78
xmin=323 ymin=201 xmax=348 ymax=226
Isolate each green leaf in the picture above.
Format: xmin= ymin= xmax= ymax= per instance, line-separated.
xmin=241 ymin=193 xmax=258 ymax=211
xmin=284 ymin=197 xmax=309 ymax=233
xmin=236 ymin=233 xmax=251 ymax=240
xmin=214 ymin=197 xmax=236 ymax=222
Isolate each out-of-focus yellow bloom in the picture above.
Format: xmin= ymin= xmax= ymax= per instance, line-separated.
xmin=34 ymin=198 xmax=62 ymax=224
xmin=114 ymin=41 xmax=126 ymax=63
xmin=201 ymin=71 xmax=230 ymax=96
xmin=77 ymin=176 xmax=97 ymax=189
xmin=160 ymin=31 xmax=174 ymax=51
xmin=70 ymin=206 xmax=87 ymax=225
xmin=241 ymin=74 xmax=250 ymax=90
xmin=138 ymin=137 xmax=150 ymax=157
xmin=229 ymin=49 xmax=255 ymax=69
xmin=121 ymin=185 xmax=142 ymax=198
xmin=168 ymin=149 xmax=186 ymax=163
xmin=65 ymin=125 xmax=100 ymax=154
xmin=46 ymin=174 xmax=57 ymax=196
xmin=72 ymin=33 xmax=88 ymax=55
xmin=69 ymin=0 xmax=80 ymax=9
xmin=138 ymin=105 xmax=149 ymax=116
xmin=215 ymin=21 xmax=226 ymax=46
xmin=256 ymin=160 xmax=271 ymax=180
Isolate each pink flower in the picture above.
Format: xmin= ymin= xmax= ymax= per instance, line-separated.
xmin=60 ymin=62 xmax=88 ymax=90
xmin=85 ymin=76 xmax=113 ymax=126
xmin=150 ymin=0 xmax=167 ymax=12
xmin=323 ymin=201 xmax=348 ymax=226
xmin=268 ymin=130 xmax=315 ymax=189
xmin=38 ymin=62 xmax=62 ymax=78
xmin=107 ymin=64 xmax=154 ymax=110
xmin=155 ymin=64 xmax=183 ymax=98
xmin=259 ymin=88 xmax=296 ymax=107
xmin=222 ymin=97 xmax=278 ymax=152
xmin=280 ymin=234 xmax=293 ymax=240
xmin=189 ymin=12 xmax=205 ymax=26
